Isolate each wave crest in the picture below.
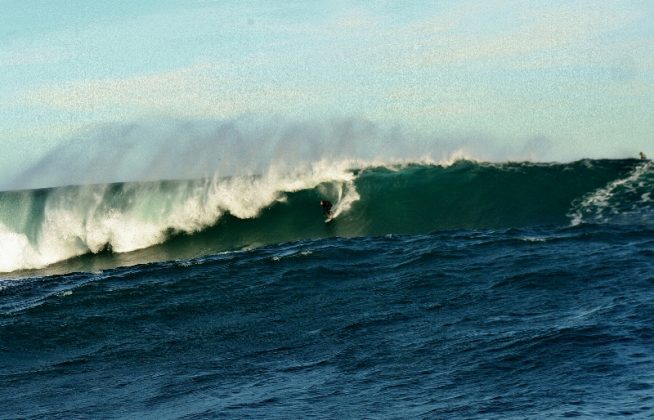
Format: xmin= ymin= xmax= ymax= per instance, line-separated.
xmin=1 ymin=158 xmax=651 ymax=274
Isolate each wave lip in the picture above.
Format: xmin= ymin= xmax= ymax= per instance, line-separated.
xmin=1 ymin=158 xmax=651 ymax=274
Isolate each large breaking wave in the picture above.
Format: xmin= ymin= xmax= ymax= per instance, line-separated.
xmin=1 ymin=158 xmax=652 ymax=273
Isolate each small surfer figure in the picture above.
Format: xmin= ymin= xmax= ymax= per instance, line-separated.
xmin=640 ymin=152 xmax=647 ymax=160
xmin=320 ymin=200 xmax=333 ymax=219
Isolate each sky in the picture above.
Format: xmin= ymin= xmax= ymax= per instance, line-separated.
xmin=1 ymin=0 xmax=653 ymax=186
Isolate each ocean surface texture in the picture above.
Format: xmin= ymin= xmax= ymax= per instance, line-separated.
xmin=1 ymin=159 xmax=653 ymax=418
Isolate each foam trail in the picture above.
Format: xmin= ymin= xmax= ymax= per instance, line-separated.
xmin=318 ymin=180 xmax=360 ymax=219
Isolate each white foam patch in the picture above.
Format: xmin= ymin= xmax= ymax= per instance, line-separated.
xmin=0 ymin=223 xmax=46 ymax=273
xmin=522 ymin=236 xmax=547 ymax=243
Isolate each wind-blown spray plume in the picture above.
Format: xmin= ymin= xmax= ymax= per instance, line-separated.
xmin=8 ymin=117 xmax=538 ymax=191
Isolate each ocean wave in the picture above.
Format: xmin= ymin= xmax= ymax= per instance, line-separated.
xmin=1 ymin=158 xmax=651 ymax=273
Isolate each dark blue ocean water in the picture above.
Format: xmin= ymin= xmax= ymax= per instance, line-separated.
xmin=2 ymin=224 xmax=653 ymax=418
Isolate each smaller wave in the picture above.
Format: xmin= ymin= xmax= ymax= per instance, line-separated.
xmin=568 ymin=160 xmax=654 ymax=226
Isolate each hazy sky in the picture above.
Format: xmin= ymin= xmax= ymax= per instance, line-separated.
xmin=1 ymin=0 xmax=653 ymax=181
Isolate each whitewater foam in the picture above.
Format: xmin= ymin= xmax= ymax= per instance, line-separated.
xmin=0 ymin=160 xmax=361 ymax=273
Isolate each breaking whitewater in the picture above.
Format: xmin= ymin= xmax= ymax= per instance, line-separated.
xmin=1 ymin=157 xmax=652 ymax=274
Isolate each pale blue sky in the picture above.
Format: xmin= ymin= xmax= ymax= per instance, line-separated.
xmin=1 ymin=0 xmax=653 ymax=181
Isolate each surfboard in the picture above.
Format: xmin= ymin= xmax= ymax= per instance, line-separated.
xmin=325 ymin=211 xmax=335 ymax=223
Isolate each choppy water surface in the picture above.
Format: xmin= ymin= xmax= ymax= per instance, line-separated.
xmin=2 ymin=224 xmax=653 ymax=418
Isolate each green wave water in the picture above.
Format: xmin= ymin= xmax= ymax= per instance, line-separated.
xmin=1 ymin=159 xmax=651 ymax=274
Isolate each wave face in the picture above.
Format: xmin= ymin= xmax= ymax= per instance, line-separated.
xmin=1 ymin=158 xmax=652 ymax=273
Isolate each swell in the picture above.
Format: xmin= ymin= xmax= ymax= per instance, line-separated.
xmin=1 ymin=158 xmax=651 ymax=274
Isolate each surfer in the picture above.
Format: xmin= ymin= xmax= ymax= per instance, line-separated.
xmin=640 ymin=152 xmax=647 ymax=160
xmin=320 ymin=200 xmax=333 ymax=218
